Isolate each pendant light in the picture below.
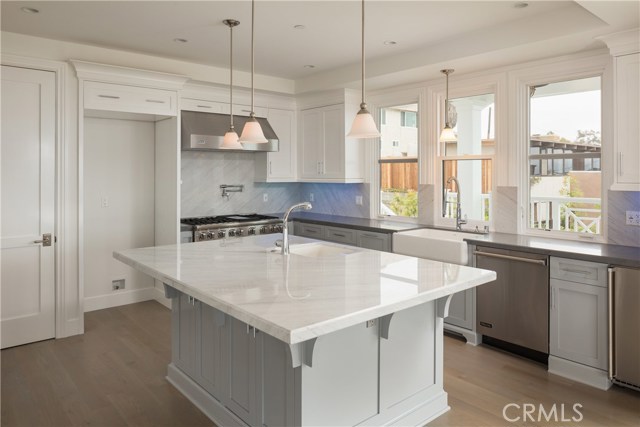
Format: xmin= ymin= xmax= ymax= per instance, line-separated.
xmin=239 ymin=0 xmax=268 ymax=143
xmin=347 ymin=0 xmax=380 ymax=139
xmin=222 ymin=19 xmax=243 ymax=150
xmin=439 ymin=69 xmax=457 ymax=142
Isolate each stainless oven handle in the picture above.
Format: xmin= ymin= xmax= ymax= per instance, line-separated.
xmin=473 ymin=250 xmax=547 ymax=266
xmin=608 ymin=267 xmax=615 ymax=380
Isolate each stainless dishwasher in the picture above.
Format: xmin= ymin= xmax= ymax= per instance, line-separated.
xmin=475 ymin=246 xmax=549 ymax=359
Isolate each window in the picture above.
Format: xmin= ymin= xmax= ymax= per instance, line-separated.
xmin=400 ymin=111 xmax=417 ymax=128
xmin=528 ymin=76 xmax=602 ymax=236
xmin=440 ymin=93 xmax=495 ymax=224
xmin=379 ymin=103 xmax=419 ymax=218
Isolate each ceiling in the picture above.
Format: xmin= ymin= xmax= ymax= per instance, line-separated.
xmin=2 ymin=1 xmax=639 ymax=91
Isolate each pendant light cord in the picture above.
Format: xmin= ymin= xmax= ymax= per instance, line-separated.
xmin=361 ymin=0 xmax=365 ymax=107
xmin=444 ymin=71 xmax=448 ymax=127
xmin=230 ymin=22 xmax=234 ymax=128
xmin=250 ymin=0 xmax=256 ymax=116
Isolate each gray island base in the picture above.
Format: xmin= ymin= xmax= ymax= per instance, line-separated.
xmin=114 ymin=235 xmax=495 ymax=426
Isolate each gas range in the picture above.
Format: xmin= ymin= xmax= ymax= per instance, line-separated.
xmin=180 ymin=214 xmax=282 ymax=242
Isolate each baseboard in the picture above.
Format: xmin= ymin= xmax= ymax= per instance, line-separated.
xmin=548 ymin=355 xmax=612 ymax=390
xmin=166 ymin=363 xmax=246 ymax=427
xmin=444 ymin=324 xmax=481 ymax=346
xmin=153 ymin=286 xmax=171 ymax=309
xmin=84 ymin=287 xmax=155 ymax=312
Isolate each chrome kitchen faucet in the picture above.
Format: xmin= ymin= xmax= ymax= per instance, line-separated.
xmin=444 ymin=176 xmax=467 ymax=231
xmin=281 ymin=202 xmax=312 ymax=255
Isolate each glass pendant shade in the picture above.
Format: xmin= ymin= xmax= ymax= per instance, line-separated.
xmin=222 ymin=128 xmax=243 ymax=149
xmin=239 ymin=115 xmax=268 ymax=143
xmin=439 ymin=125 xmax=457 ymax=142
xmin=348 ymin=107 xmax=380 ymax=138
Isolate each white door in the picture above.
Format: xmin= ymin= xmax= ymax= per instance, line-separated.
xmin=1 ymin=65 xmax=56 ymax=349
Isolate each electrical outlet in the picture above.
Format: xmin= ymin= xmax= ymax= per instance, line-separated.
xmin=355 ymin=195 xmax=363 ymax=206
xmin=101 ymin=196 xmax=109 ymax=208
xmin=626 ymin=211 xmax=640 ymax=226
xmin=263 ymin=193 xmax=268 ymax=202
xmin=309 ymin=193 xmax=314 ymax=202
xmin=112 ymin=279 xmax=125 ymax=290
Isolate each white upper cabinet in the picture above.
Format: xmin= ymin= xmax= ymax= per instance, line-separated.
xmin=255 ymin=108 xmax=297 ymax=182
xmin=600 ymin=29 xmax=640 ymax=191
xmin=298 ymin=90 xmax=365 ymax=183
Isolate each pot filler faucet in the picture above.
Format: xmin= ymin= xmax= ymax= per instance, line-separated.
xmin=281 ymin=202 xmax=313 ymax=255
xmin=443 ymin=176 xmax=467 ymax=231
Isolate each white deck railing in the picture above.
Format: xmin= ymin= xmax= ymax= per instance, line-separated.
xmin=530 ymin=196 xmax=601 ymax=234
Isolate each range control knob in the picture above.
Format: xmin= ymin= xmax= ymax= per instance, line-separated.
xmin=259 ymin=226 xmax=268 ymax=234
xmin=248 ymin=227 xmax=256 ymax=235
xmin=228 ymin=229 xmax=236 ymax=237
xmin=275 ymin=224 xmax=283 ymax=232
xmin=198 ymin=232 xmax=207 ymax=241
xmin=206 ymin=231 xmax=215 ymax=239
xmin=217 ymin=230 xmax=226 ymax=238
xmin=237 ymin=229 xmax=244 ymax=236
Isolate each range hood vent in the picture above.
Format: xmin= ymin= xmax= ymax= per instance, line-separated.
xmin=181 ymin=110 xmax=278 ymax=152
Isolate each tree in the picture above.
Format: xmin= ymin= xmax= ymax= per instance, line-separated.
xmin=576 ymin=129 xmax=601 ymax=146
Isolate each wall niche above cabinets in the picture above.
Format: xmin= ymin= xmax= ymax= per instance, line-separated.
xmin=298 ymin=89 xmax=366 ymax=183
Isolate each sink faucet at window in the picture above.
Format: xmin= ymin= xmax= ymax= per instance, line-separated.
xmin=444 ymin=176 xmax=467 ymax=231
xmin=281 ymin=202 xmax=312 ymax=255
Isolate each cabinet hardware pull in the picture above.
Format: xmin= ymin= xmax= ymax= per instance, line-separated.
xmin=333 ymin=233 xmax=346 ymax=237
xmin=98 ymin=94 xmax=120 ymax=99
xmin=269 ymin=161 xmax=272 ymax=175
xmin=618 ymin=152 xmax=623 ymax=176
xmin=196 ymin=105 xmax=212 ymax=108
xmin=608 ymin=268 xmax=615 ymax=380
xmin=246 ymin=324 xmax=250 ymax=334
xmin=473 ymin=250 xmax=547 ymax=266
xmin=253 ymin=327 xmax=257 ymax=338
xmin=551 ymin=288 xmax=556 ymax=310
xmin=145 ymin=99 xmax=165 ymax=104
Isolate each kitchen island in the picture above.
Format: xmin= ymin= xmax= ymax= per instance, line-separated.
xmin=114 ymin=235 xmax=495 ymax=427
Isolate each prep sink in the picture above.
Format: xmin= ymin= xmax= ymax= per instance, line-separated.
xmin=392 ymin=228 xmax=469 ymax=265
xmin=269 ymin=242 xmax=357 ymax=258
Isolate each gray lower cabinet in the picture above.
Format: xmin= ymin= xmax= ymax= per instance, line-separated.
xmin=549 ymin=257 xmax=608 ymax=370
xmin=172 ymin=292 xmax=197 ymax=378
xmin=444 ymin=289 xmax=474 ymax=330
xmin=293 ymin=222 xmax=392 ymax=252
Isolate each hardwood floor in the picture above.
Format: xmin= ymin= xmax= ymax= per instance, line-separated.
xmin=2 ymin=301 xmax=639 ymax=427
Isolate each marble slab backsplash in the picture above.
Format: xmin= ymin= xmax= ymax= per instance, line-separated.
xmin=607 ymin=190 xmax=640 ymax=247
xmin=181 ymin=151 xmax=301 ymax=217
xmin=494 ymin=186 xmax=518 ymax=234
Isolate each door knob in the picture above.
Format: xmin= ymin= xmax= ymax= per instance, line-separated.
xmin=34 ymin=233 xmax=52 ymax=247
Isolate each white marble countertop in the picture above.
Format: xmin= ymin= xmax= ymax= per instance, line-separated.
xmin=114 ymin=235 xmax=496 ymax=344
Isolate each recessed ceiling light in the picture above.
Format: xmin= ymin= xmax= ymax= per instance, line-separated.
xmin=383 ymin=40 xmax=397 ymax=46
xmin=293 ymin=25 xmax=306 ymax=30
xmin=514 ymin=2 xmax=529 ymax=8
xmin=20 ymin=7 xmax=39 ymax=14
xmin=173 ymin=38 xmax=188 ymax=43
xmin=303 ymin=65 xmax=315 ymax=69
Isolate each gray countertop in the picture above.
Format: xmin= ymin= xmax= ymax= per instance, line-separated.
xmin=463 ymin=232 xmax=640 ymax=268
xmin=280 ymin=212 xmax=426 ymax=233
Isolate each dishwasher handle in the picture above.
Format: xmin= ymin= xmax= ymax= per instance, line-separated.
xmin=473 ymin=250 xmax=547 ymax=266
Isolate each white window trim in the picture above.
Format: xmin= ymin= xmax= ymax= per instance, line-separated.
xmin=367 ymin=88 xmax=422 ymax=222
xmin=432 ymin=78 xmax=500 ymax=230
xmin=509 ymin=54 xmax=610 ymax=243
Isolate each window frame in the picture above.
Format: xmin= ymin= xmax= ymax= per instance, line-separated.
xmin=515 ymin=67 xmax=608 ymax=243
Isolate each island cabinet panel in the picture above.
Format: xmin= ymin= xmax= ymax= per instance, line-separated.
xmin=196 ymin=303 xmax=227 ymax=398
xmin=380 ymin=304 xmax=435 ymax=411
xmin=171 ymin=293 xmax=197 ymax=379
xmin=226 ymin=317 xmax=261 ymax=426
xmin=262 ymin=333 xmax=296 ymax=427
xmin=298 ymin=323 xmax=379 ymax=426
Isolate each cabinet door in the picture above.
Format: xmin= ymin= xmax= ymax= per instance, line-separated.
xmin=180 ymin=98 xmax=229 ymax=114
xmin=550 ymin=279 xmax=607 ymax=370
xmin=171 ymin=292 xmax=197 ymax=379
xmin=300 ymin=109 xmax=322 ymax=178
xmin=321 ymin=105 xmax=345 ymax=179
xmin=266 ymin=108 xmax=296 ymax=181
xmin=84 ymin=81 xmax=176 ymax=116
xmin=225 ymin=317 xmax=261 ymax=425
xmin=196 ymin=303 xmax=227 ymax=399
xmin=357 ymin=231 xmax=391 ymax=252
xmin=445 ymin=289 xmax=474 ymax=330
xmin=615 ymin=53 xmax=640 ymax=187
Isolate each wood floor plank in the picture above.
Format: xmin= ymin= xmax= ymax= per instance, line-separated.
xmin=2 ymin=301 xmax=639 ymax=427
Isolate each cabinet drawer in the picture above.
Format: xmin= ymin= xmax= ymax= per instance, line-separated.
xmin=357 ymin=231 xmax=391 ymax=252
xmin=296 ymin=223 xmax=325 ymax=239
xmin=84 ymin=81 xmax=177 ymax=116
xmin=550 ymin=257 xmax=608 ymax=287
xmin=180 ymin=98 xmax=227 ymax=113
xmin=324 ymin=226 xmax=357 ymax=245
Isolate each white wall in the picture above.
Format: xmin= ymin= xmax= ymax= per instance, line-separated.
xmin=83 ymin=118 xmax=156 ymax=310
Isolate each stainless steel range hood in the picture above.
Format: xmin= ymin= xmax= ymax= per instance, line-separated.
xmin=181 ymin=110 xmax=278 ymax=152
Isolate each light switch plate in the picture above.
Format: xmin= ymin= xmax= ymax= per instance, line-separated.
xmin=626 ymin=211 xmax=640 ymax=226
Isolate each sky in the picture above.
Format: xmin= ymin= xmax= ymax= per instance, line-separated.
xmin=530 ymin=91 xmax=601 ymax=143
